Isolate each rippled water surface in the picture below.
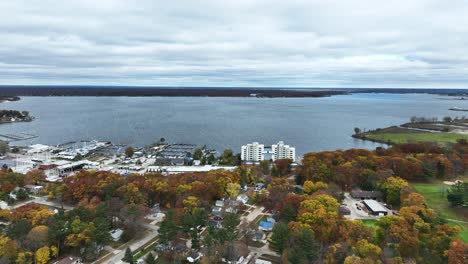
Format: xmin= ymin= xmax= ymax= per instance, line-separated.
xmin=1 ymin=93 xmax=466 ymax=156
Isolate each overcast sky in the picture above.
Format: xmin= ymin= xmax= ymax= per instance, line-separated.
xmin=1 ymin=0 xmax=468 ymax=88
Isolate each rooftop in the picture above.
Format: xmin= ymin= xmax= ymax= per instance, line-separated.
xmin=363 ymin=199 xmax=387 ymax=213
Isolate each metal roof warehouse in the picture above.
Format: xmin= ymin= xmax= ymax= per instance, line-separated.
xmin=363 ymin=199 xmax=388 ymax=216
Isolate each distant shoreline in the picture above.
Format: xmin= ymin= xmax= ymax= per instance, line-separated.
xmin=0 ymin=86 xmax=467 ymax=98
xmin=0 ymin=86 xmax=348 ymax=98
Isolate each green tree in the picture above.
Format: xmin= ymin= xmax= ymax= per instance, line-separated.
xmin=145 ymin=253 xmax=156 ymax=264
xmin=47 ymin=211 xmax=68 ymax=259
xmin=219 ymin=213 xmax=240 ymax=242
xmin=92 ymin=216 xmax=111 ymax=247
xmin=270 ymin=222 xmax=290 ymax=254
xmin=15 ymin=188 xmax=29 ymax=200
xmin=6 ymin=219 xmax=31 ymax=241
xmin=219 ymin=149 xmax=240 ymax=166
xmin=122 ymin=247 xmax=134 ymax=264
xmin=158 ymin=211 xmax=178 ymax=244
xmin=288 ymin=228 xmax=319 ymax=264
xmin=193 ymin=148 xmax=203 ymax=160
xmin=281 ymin=204 xmax=297 ymax=223
xmin=0 ymin=141 xmax=8 ymax=155
xmin=447 ymin=182 xmax=467 ymax=207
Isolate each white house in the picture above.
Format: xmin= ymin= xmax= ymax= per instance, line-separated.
xmin=236 ymin=194 xmax=249 ymax=204
xmin=110 ymin=229 xmax=123 ymax=242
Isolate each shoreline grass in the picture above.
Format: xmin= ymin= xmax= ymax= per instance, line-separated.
xmin=363 ymin=132 xmax=468 ymax=145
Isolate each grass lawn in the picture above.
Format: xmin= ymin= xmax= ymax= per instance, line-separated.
xmin=361 ymin=219 xmax=378 ymax=229
xmin=364 ymin=132 xmax=468 ymax=145
xmin=412 ymin=182 xmax=468 ymax=243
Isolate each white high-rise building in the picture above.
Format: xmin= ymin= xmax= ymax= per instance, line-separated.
xmin=241 ymin=142 xmax=265 ymax=162
xmin=272 ymin=141 xmax=296 ymax=162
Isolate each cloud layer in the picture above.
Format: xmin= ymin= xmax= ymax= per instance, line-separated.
xmin=1 ymin=0 xmax=468 ymax=87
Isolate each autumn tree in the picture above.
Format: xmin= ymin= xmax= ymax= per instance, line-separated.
xmin=0 ymin=234 xmax=19 ymax=262
xmin=447 ymin=239 xmax=467 ymax=264
xmin=23 ymin=225 xmax=49 ymax=261
xmin=353 ymin=239 xmax=381 ymax=261
xmin=380 ymin=177 xmax=409 ymax=206
xmin=25 ymin=169 xmax=46 ymax=185
xmin=226 ymin=182 xmax=240 ymax=198
xmin=303 ymin=180 xmax=328 ymax=194
xmin=125 ymin=146 xmax=135 ymax=158
xmin=36 ymin=246 xmax=57 ymax=264
xmin=274 ymin=159 xmax=293 ymax=176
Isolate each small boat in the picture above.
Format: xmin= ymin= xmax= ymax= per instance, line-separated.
xmin=449 ymin=107 xmax=468 ymax=111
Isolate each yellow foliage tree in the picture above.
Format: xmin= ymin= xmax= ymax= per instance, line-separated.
xmin=16 ymin=251 xmax=33 ymax=264
xmin=0 ymin=234 xmax=19 ymax=261
xmin=183 ymin=196 xmax=199 ymax=214
xmin=303 ymin=180 xmax=328 ymax=194
xmin=226 ymin=183 xmax=240 ymax=198
xmin=35 ymin=246 xmax=50 ymax=264
xmin=355 ymin=239 xmax=382 ymax=260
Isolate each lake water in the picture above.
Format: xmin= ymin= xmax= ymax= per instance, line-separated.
xmin=0 ymin=93 xmax=466 ymax=156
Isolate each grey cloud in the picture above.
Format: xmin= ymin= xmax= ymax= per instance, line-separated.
xmin=0 ymin=0 xmax=468 ymax=87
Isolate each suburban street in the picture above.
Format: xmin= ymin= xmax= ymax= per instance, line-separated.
xmin=94 ymin=223 xmax=160 ymax=264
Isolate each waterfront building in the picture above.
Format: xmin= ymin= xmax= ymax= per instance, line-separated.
xmin=272 ymin=141 xmax=296 ymax=162
xmin=241 ymin=142 xmax=265 ymax=162
xmin=241 ymin=141 xmax=296 ymax=163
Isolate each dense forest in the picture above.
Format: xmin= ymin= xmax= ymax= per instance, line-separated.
xmin=0 ymin=141 xmax=466 ymax=263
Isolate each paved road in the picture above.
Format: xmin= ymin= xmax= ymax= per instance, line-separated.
xmin=94 ymin=223 xmax=160 ymax=264
xmin=447 ymin=218 xmax=468 ymax=224
xmin=10 ymin=195 xmax=75 ymax=211
xmin=242 ymin=206 xmax=265 ymax=223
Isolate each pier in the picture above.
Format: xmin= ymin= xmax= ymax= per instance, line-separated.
xmin=0 ymin=132 xmax=38 ymax=142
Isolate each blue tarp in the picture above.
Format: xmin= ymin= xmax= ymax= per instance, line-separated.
xmin=259 ymin=221 xmax=273 ymax=229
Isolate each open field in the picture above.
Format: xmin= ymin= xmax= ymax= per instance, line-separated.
xmin=363 ymin=132 xmax=468 ymax=145
xmin=412 ymin=182 xmax=468 ymax=243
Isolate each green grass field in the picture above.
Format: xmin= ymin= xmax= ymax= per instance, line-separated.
xmin=364 ymin=132 xmax=468 ymax=145
xmin=412 ymin=182 xmax=468 ymax=243
xmin=361 ymin=219 xmax=378 ymax=229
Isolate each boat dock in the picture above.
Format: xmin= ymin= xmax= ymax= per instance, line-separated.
xmin=0 ymin=133 xmax=38 ymax=142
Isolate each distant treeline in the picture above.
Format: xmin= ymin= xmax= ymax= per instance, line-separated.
xmin=0 ymin=86 xmax=348 ymax=98
xmin=350 ymin=88 xmax=468 ymax=96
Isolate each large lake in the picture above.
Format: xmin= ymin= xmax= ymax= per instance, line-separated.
xmin=1 ymin=93 xmax=466 ymax=156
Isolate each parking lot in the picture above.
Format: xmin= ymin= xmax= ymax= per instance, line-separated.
xmin=342 ymin=192 xmax=394 ymax=220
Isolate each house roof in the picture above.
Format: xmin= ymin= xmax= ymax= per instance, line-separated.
xmin=363 ymin=199 xmax=387 ymax=213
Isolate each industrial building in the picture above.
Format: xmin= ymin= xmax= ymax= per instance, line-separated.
xmin=363 ymin=199 xmax=388 ymax=216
